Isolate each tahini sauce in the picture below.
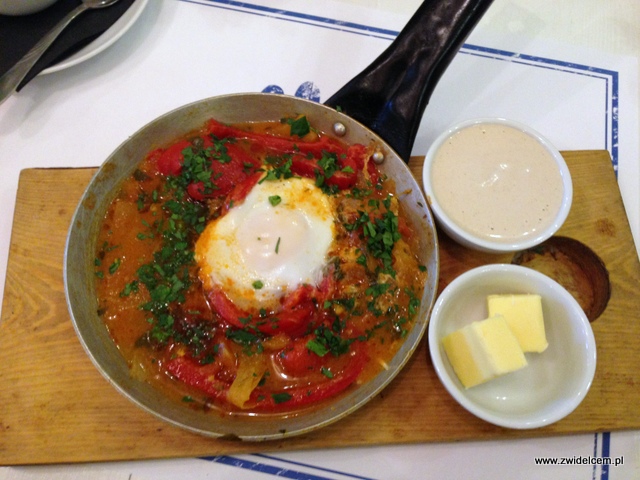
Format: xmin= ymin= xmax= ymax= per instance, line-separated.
xmin=431 ymin=123 xmax=564 ymax=243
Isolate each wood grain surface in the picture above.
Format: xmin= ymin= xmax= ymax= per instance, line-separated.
xmin=1 ymin=151 xmax=639 ymax=465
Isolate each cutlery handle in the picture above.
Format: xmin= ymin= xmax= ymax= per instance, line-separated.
xmin=0 ymin=3 xmax=88 ymax=104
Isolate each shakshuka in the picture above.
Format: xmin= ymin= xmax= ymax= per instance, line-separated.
xmin=94 ymin=115 xmax=428 ymax=414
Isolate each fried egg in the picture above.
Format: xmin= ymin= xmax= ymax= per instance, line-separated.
xmin=195 ymin=176 xmax=335 ymax=311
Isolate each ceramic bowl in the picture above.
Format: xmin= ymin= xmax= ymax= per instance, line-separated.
xmin=428 ymin=264 xmax=596 ymax=429
xmin=0 ymin=0 xmax=58 ymax=15
xmin=422 ymin=118 xmax=573 ymax=253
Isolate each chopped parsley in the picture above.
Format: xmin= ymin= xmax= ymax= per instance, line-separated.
xmin=321 ymin=367 xmax=334 ymax=379
xmin=268 ymin=195 xmax=282 ymax=206
xmin=272 ymin=392 xmax=292 ymax=404
xmin=306 ymin=325 xmax=352 ymax=357
xmin=324 ymin=297 xmax=356 ymax=313
xmin=286 ymin=116 xmax=311 ymax=137
xmin=345 ymin=195 xmax=401 ymax=275
xmin=130 ymin=147 xmax=209 ymax=344
xmin=406 ymin=288 xmax=420 ymax=317
xmin=108 ymin=258 xmax=122 ymax=275
xmin=318 ymin=151 xmax=339 ymax=179
xmin=260 ymin=155 xmax=294 ymax=183
xmin=225 ymin=327 xmax=264 ymax=356
xmin=120 ymin=280 xmax=139 ymax=297
xmin=366 ymin=282 xmax=392 ymax=317
xmin=314 ymin=151 xmax=342 ymax=194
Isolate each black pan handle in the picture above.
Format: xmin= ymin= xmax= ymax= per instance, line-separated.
xmin=324 ymin=0 xmax=494 ymax=162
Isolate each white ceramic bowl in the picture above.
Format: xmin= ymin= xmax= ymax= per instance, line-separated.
xmin=422 ymin=118 xmax=573 ymax=253
xmin=428 ymin=264 xmax=596 ymax=429
xmin=0 ymin=0 xmax=58 ymax=15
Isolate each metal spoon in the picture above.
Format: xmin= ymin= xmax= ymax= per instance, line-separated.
xmin=0 ymin=0 xmax=121 ymax=105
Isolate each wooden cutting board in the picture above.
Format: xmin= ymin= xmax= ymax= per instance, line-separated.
xmin=1 ymin=151 xmax=639 ymax=466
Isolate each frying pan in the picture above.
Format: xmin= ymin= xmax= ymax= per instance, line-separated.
xmin=65 ymin=0 xmax=494 ymax=440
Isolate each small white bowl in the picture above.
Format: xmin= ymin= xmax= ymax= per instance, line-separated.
xmin=422 ymin=118 xmax=573 ymax=253
xmin=428 ymin=264 xmax=596 ymax=429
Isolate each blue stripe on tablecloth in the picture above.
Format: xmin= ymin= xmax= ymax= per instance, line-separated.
xmin=600 ymin=431 xmax=612 ymax=480
xmin=180 ymin=0 xmax=619 ymax=173
xmin=201 ymin=454 xmax=376 ymax=480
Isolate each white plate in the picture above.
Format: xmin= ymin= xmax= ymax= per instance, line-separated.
xmin=41 ymin=0 xmax=149 ymax=75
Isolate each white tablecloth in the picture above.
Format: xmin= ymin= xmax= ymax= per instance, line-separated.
xmin=1 ymin=1 xmax=638 ymax=478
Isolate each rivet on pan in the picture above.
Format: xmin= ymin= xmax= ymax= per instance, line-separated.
xmin=372 ymin=151 xmax=385 ymax=164
xmin=333 ymin=122 xmax=347 ymax=137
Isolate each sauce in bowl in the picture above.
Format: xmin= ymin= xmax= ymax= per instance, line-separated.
xmin=424 ymin=119 xmax=572 ymax=252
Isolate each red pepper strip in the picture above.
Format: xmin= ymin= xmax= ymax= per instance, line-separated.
xmin=273 ymin=284 xmax=317 ymax=338
xmin=204 ymin=118 xmax=347 ymax=158
xmin=275 ymin=334 xmax=324 ymax=376
xmin=288 ymin=154 xmax=317 ymax=179
xmin=205 ymin=287 xmax=246 ymax=328
xmin=276 ymin=336 xmax=323 ymax=376
xmin=268 ymin=269 xmax=338 ymax=337
xmin=250 ymin=343 xmax=368 ymax=412
xmin=165 ymin=343 xmax=367 ymax=413
xmin=164 ymin=355 xmax=228 ymax=402
xmin=346 ymin=143 xmax=381 ymax=186
xmin=326 ymin=150 xmax=358 ymax=190
xmin=366 ymin=162 xmax=381 ymax=186
xmin=156 ymin=140 xmax=192 ymax=176
xmin=346 ymin=143 xmax=367 ymax=169
xmin=338 ymin=143 xmax=381 ymax=187
xmin=269 ymin=304 xmax=315 ymax=338
xmin=223 ymin=171 xmax=263 ymax=211
xmin=186 ymin=182 xmax=208 ymax=201
xmin=187 ymin=143 xmax=262 ymax=201
xmin=204 ymin=284 xmax=317 ymax=338
xmin=289 ymin=151 xmax=358 ymax=190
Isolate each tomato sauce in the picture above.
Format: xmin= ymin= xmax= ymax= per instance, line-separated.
xmin=94 ymin=115 xmax=427 ymax=415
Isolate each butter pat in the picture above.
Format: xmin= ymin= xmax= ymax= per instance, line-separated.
xmin=487 ymin=294 xmax=548 ymax=353
xmin=442 ymin=315 xmax=528 ymax=389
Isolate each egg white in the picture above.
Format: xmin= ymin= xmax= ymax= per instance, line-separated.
xmin=195 ymin=176 xmax=335 ymax=311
